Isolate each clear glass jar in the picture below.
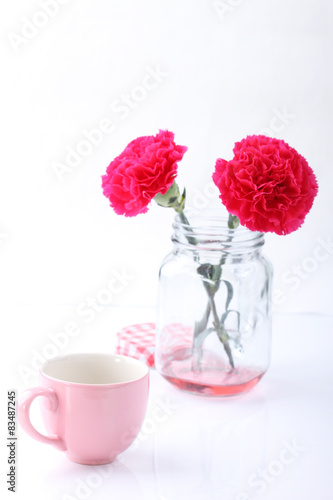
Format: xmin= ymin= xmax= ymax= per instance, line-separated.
xmin=155 ymin=210 xmax=273 ymax=396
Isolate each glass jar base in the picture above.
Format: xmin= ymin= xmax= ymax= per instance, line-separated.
xmin=159 ymin=349 xmax=265 ymax=396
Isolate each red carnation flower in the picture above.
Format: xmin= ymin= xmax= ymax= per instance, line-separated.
xmin=102 ymin=130 xmax=187 ymax=217
xmin=213 ymin=135 xmax=318 ymax=235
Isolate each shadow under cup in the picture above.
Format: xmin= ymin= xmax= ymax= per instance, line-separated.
xmin=18 ymin=353 xmax=149 ymax=465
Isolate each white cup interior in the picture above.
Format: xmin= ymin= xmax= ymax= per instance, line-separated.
xmin=42 ymin=353 xmax=148 ymax=385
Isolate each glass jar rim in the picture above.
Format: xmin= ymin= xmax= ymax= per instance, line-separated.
xmin=172 ymin=209 xmax=265 ymax=253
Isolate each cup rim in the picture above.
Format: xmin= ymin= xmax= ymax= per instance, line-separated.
xmin=40 ymin=352 xmax=149 ymax=387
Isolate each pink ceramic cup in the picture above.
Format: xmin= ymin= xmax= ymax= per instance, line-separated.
xmin=18 ymin=353 xmax=149 ymax=465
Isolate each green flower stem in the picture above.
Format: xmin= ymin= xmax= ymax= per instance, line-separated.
xmin=178 ymin=211 xmax=198 ymax=247
xmin=228 ymin=214 xmax=240 ymax=229
xmin=178 ymin=209 xmax=235 ymax=370
xmin=193 ymin=213 xmax=239 ymax=371
xmin=219 ymin=213 xmax=239 ymax=267
xmin=154 ymin=183 xmax=197 ymax=245
xmin=154 ymin=185 xmax=236 ymax=370
xmin=206 ymin=287 xmax=235 ymax=370
xmin=192 ymin=302 xmax=212 ymax=371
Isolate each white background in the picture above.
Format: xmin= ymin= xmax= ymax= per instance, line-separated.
xmin=0 ymin=1 xmax=332 ymax=498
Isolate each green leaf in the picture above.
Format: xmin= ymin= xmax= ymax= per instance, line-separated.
xmin=197 ymin=264 xmax=222 ymax=295
xmin=193 ymin=327 xmax=215 ymax=349
xmin=221 ymin=309 xmax=240 ymax=331
xmin=222 ymin=279 xmax=233 ymax=310
xmin=197 ymin=264 xmax=222 ymax=282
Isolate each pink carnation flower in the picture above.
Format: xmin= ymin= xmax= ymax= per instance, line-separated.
xmin=102 ymin=130 xmax=187 ymax=217
xmin=213 ymin=135 xmax=318 ymax=235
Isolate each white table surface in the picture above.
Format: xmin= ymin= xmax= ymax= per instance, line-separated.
xmin=12 ymin=313 xmax=333 ymax=500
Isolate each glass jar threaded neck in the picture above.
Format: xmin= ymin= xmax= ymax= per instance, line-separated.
xmin=172 ymin=210 xmax=265 ymax=256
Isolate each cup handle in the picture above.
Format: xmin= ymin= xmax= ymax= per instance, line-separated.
xmin=18 ymin=387 xmax=66 ymax=451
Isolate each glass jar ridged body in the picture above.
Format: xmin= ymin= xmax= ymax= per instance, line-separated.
xmin=155 ymin=211 xmax=273 ymax=396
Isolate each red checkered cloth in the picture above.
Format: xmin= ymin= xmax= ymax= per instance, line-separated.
xmin=115 ymin=323 xmax=194 ymax=368
xmin=115 ymin=323 xmax=156 ymax=367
